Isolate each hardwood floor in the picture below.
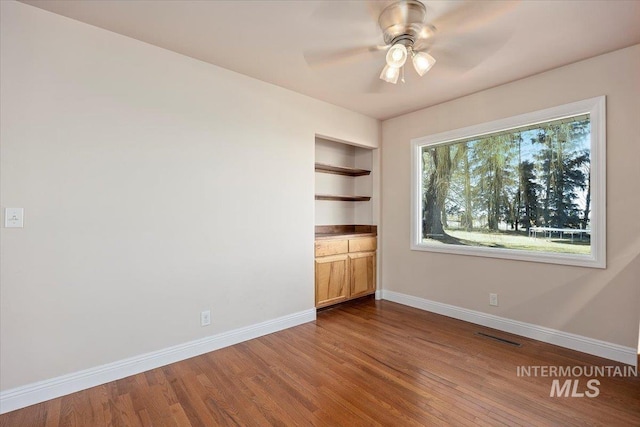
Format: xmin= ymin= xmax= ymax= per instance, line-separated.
xmin=2 ymin=298 xmax=639 ymax=426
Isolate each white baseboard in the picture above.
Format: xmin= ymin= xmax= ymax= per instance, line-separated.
xmin=382 ymin=290 xmax=637 ymax=367
xmin=0 ymin=308 xmax=316 ymax=415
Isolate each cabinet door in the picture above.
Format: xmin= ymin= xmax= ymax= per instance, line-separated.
xmin=349 ymin=251 xmax=376 ymax=298
xmin=315 ymin=255 xmax=349 ymax=307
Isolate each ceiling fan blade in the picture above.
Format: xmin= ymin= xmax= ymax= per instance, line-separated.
xmin=429 ymin=0 xmax=518 ymax=36
xmin=304 ymin=44 xmax=388 ymax=68
xmin=310 ymin=0 xmax=390 ymax=24
xmin=412 ymin=1 xmax=517 ymax=73
xmin=428 ymin=25 xmax=514 ymax=73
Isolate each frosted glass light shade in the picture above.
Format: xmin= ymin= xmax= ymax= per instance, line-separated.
xmin=385 ymin=44 xmax=408 ymax=68
xmin=412 ymin=51 xmax=436 ymax=76
xmin=379 ymin=64 xmax=400 ymax=84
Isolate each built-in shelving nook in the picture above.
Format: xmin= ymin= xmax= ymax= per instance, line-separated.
xmin=314 ymin=136 xmax=375 ymax=226
xmin=314 ymin=136 xmax=378 ymax=308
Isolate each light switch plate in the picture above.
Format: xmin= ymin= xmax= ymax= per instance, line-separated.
xmin=5 ymin=208 xmax=24 ymax=228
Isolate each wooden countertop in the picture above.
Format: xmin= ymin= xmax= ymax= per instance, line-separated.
xmin=315 ymin=225 xmax=377 ymax=240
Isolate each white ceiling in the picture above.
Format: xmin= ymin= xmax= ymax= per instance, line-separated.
xmin=20 ymin=0 xmax=640 ymax=120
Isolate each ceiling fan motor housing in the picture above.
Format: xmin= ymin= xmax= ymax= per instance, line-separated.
xmin=378 ymin=0 xmax=433 ymax=50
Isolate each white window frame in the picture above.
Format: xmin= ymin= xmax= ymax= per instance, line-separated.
xmin=410 ymin=96 xmax=606 ymax=268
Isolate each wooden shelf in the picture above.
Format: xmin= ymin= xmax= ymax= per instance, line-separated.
xmin=315 ymin=163 xmax=371 ymax=177
xmin=315 ymin=195 xmax=371 ymax=202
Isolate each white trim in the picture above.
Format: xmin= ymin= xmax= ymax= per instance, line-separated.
xmin=410 ymin=96 xmax=606 ymax=268
xmin=0 ymin=309 xmax=316 ymax=414
xmin=382 ymin=290 xmax=636 ymax=366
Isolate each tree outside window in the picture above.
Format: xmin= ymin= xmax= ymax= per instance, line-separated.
xmin=411 ymin=97 xmax=605 ymax=268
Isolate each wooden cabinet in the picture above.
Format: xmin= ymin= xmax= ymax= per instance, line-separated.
xmin=315 ymin=255 xmax=349 ymax=307
xmin=315 ymin=235 xmax=376 ymax=308
xmin=315 ymin=239 xmax=349 ymax=257
xmin=348 ymin=236 xmax=376 ymax=253
xmin=349 ymin=251 xmax=376 ymax=298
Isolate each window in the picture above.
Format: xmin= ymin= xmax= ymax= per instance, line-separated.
xmin=411 ymin=97 xmax=605 ymax=268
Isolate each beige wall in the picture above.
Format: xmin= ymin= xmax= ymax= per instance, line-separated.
xmin=0 ymin=1 xmax=379 ymax=391
xmin=381 ymin=44 xmax=640 ymax=349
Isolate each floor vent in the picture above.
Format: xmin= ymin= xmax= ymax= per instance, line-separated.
xmin=475 ymin=332 xmax=522 ymax=347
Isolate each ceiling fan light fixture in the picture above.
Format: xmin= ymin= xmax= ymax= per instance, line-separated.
xmin=412 ymin=51 xmax=436 ymax=76
xmin=385 ymin=43 xmax=408 ymax=68
xmin=380 ymin=64 xmax=400 ymax=84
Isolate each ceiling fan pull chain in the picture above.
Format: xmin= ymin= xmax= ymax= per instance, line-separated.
xmin=401 ymin=65 xmax=405 ymax=84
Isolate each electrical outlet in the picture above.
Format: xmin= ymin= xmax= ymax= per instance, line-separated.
xmin=200 ymin=310 xmax=211 ymax=326
xmin=489 ymin=293 xmax=499 ymax=306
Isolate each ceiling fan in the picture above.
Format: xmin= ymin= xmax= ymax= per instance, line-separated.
xmin=305 ymin=0 xmax=516 ymax=88
xmin=377 ymin=0 xmax=437 ymax=84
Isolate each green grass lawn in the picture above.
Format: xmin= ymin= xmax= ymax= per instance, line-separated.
xmin=424 ymin=229 xmax=591 ymax=255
